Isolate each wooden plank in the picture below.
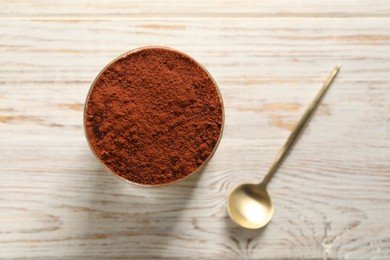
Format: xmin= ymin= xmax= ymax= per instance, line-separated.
xmin=0 ymin=19 xmax=389 ymax=259
xmin=1 ymin=0 xmax=390 ymax=18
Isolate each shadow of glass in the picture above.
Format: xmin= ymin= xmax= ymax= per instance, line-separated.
xmin=75 ymin=156 xmax=205 ymax=257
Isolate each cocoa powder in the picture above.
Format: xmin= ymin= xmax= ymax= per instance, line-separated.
xmin=85 ymin=47 xmax=223 ymax=185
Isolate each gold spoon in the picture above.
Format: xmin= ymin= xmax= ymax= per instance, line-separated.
xmin=228 ymin=65 xmax=341 ymax=229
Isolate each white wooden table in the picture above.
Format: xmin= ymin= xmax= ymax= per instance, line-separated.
xmin=1 ymin=1 xmax=389 ymax=259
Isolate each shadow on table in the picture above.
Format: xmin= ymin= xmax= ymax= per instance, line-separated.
xmin=77 ymin=156 xmax=203 ymax=257
xmin=222 ymin=210 xmax=269 ymax=252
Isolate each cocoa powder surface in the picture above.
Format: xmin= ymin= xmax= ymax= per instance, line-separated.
xmin=85 ymin=48 xmax=223 ymax=185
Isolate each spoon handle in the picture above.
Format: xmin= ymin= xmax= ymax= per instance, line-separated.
xmin=260 ymin=64 xmax=341 ymax=187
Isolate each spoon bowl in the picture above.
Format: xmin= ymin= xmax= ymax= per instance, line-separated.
xmin=228 ymin=184 xmax=274 ymax=229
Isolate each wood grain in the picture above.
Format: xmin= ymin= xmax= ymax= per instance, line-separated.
xmin=2 ymin=0 xmax=390 ymax=18
xmin=1 ymin=4 xmax=390 ymax=260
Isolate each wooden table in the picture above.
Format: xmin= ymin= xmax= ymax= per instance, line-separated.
xmin=1 ymin=1 xmax=389 ymax=259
